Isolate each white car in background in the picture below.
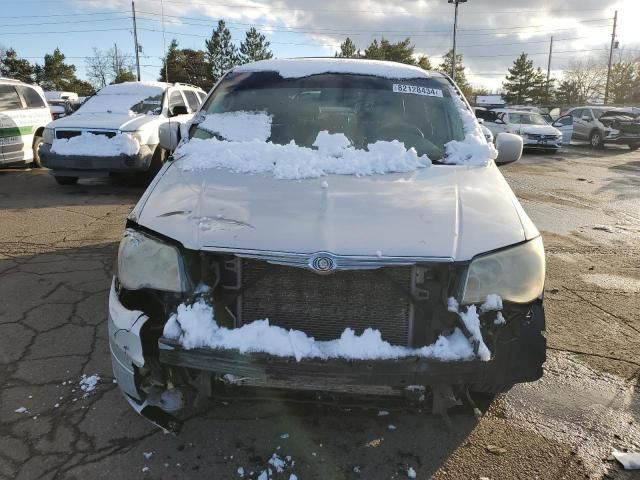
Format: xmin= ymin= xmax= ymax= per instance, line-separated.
xmin=40 ymin=81 xmax=207 ymax=185
xmin=483 ymin=109 xmax=564 ymax=152
xmin=0 ymin=77 xmax=52 ymax=167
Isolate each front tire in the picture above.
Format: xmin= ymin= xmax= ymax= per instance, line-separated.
xmin=31 ymin=136 xmax=44 ymax=168
xmin=140 ymin=147 xmax=168 ymax=184
xmin=54 ymin=176 xmax=78 ymax=186
xmin=590 ymin=131 xmax=604 ymax=149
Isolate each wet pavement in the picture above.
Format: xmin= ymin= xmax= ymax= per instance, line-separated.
xmin=1 ymin=145 xmax=639 ymax=479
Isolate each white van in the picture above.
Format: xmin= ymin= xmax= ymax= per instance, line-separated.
xmin=0 ymin=78 xmax=52 ymax=167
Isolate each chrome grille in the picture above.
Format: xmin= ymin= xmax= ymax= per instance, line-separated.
xmin=239 ymin=259 xmax=412 ymax=346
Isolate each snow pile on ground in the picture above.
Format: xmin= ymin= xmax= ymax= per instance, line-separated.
xmin=198 ymin=112 xmax=272 ymax=142
xmin=233 ymin=58 xmax=431 ymax=80
xmin=79 ymin=374 xmax=100 ymax=393
xmin=14 ymin=407 xmax=28 ymax=413
xmin=163 ymin=299 xmax=488 ymax=362
xmin=176 ymin=130 xmax=431 ymax=180
xmin=443 ymin=88 xmax=498 ymax=166
xmin=51 ymin=132 xmax=140 ymax=157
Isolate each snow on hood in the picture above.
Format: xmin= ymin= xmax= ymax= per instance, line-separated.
xmin=175 ymin=129 xmax=431 ymax=179
xmin=51 ymin=132 xmax=140 ymax=157
xmin=517 ymin=124 xmax=562 ymax=135
xmin=198 ymin=111 xmax=273 ymax=142
xmin=162 ymin=296 xmax=503 ymax=362
xmin=233 ymin=58 xmax=433 ymax=80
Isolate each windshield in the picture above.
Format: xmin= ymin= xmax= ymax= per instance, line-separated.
xmin=194 ymin=72 xmax=465 ymax=161
xmin=76 ymin=89 xmax=165 ymax=116
xmin=509 ymin=112 xmax=548 ymax=125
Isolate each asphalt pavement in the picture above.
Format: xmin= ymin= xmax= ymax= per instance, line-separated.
xmin=1 ymin=145 xmax=639 ymax=479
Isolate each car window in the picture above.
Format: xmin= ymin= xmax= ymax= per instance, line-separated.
xmin=592 ymin=109 xmax=607 ymax=120
xmin=197 ymin=91 xmax=207 ymax=102
xmin=183 ymin=90 xmax=200 ymax=112
xmin=196 ymin=72 xmax=465 ymax=161
xmin=582 ymin=109 xmax=594 ymax=121
xmin=169 ymin=90 xmax=187 ymax=111
xmin=570 ymin=109 xmax=583 ymax=119
xmin=17 ymin=86 xmax=46 ymax=108
xmin=0 ymin=84 xmax=24 ymax=110
xmin=557 ymin=115 xmax=573 ymax=126
xmin=509 ymin=113 xmax=547 ymax=125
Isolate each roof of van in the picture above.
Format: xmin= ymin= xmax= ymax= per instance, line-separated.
xmin=232 ymin=58 xmax=444 ymax=80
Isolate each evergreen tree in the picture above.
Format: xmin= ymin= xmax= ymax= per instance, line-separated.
xmin=364 ymin=38 xmax=416 ymax=64
xmin=66 ymin=78 xmax=96 ymax=96
xmin=438 ymin=50 xmax=471 ymax=98
xmin=555 ymin=79 xmax=582 ymax=104
xmin=239 ymin=27 xmax=273 ymax=64
xmin=160 ymin=40 xmax=210 ymax=89
xmin=336 ymin=37 xmax=358 ymax=58
xmin=206 ymin=20 xmax=239 ymax=83
xmin=37 ymin=48 xmax=78 ymax=91
xmin=502 ymin=53 xmax=547 ymax=104
xmin=0 ymin=48 xmax=34 ymax=83
xmin=417 ymin=55 xmax=432 ymax=71
xmin=608 ymin=60 xmax=639 ymax=104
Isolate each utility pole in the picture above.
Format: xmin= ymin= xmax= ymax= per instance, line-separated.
xmin=546 ymin=36 xmax=553 ymax=104
xmin=448 ymin=0 xmax=467 ymax=82
xmin=114 ymin=43 xmax=119 ymax=76
xmin=132 ymin=0 xmax=141 ymax=81
xmin=604 ymin=10 xmax=618 ymax=105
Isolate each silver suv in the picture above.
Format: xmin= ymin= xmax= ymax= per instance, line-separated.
xmin=567 ymin=106 xmax=640 ymax=150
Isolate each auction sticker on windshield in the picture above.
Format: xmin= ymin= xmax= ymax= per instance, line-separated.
xmin=392 ymin=84 xmax=443 ymax=97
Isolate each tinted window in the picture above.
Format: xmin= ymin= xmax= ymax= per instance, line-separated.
xmin=183 ymin=90 xmax=200 ymax=112
xmin=570 ymin=109 xmax=583 ymax=119
xmin=169 ymin=90 xmax=186 ymax=110
xmin=557 ymin=116 xmax=573 ymax=126
xmin=197 ymin=91 xmax=206 ymax=102
xmin=17 ymin=86 xmax=46 ymax=108
xmin=197 ymin=72 xmax=465 ymax=161
xmin=0 ymin=85 xmax=23 ymax=110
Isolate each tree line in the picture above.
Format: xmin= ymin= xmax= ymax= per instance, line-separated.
xmin=2 ymin=24 xmax=639 ymax=106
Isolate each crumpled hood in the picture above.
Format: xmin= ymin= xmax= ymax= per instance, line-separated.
xmin=48 ymin=113 xmax=154 ymax=132
xmin=517 ymin=124 xmax=561 ymax=136
xmin=133 ymin=162 xmax=538 ymax=261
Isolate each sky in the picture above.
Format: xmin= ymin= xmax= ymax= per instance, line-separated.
xmin=1 ymin=0 xmax=639 ymax=91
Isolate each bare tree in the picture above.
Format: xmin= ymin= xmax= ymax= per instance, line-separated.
xmin=85 ymin=47 xmax=136 ymax=89
xmin=561 ymin=58 xmax=607 ymax=103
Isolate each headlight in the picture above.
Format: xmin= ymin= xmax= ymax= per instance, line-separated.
xmin=43 ymin=128 xmax=54 ymax=144
xmin=462 ymin=237 xmax=545 ymax=305
xmin=117 ymin=228 xmax=186 ymax=293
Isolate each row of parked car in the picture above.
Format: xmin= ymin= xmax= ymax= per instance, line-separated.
xmin=475 ymin=105 xmax=640 ymax=152
xmin=0 ymin=76 xmax=206 ymax=184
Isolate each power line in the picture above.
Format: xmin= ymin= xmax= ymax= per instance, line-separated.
xmin=1 ymin=10 xmax=129 ymax=19
xmin=0 ymin=16 xmax=132 ymax=28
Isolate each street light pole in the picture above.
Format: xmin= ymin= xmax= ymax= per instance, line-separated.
xmin=448 ymin=0 xmax=467 ymax=82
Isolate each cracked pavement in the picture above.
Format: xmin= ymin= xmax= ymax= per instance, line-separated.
xmin=0 ymin=146 xmax=639 ymax=479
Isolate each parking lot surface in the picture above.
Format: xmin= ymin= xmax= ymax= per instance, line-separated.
xmin=1 ymin=145 xmax=639 ymax=479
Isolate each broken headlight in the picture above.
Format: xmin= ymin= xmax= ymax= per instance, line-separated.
xmin=462 ymin=236 xmax=545 ymax=305
xmin=117 ymin=228 xmax=187 ymax=293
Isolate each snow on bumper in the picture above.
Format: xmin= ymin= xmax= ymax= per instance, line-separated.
xmin=40 ymin=142 xmax=156 ymax=173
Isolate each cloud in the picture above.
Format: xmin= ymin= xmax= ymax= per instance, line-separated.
xmin=68 ymin=0 xmax=639 ymax=89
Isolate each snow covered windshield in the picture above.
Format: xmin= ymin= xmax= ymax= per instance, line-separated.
xmin=193 ymin=71 xmax=465 ymax=161
xmin=76 ymin=85 xmax=165 ymax=116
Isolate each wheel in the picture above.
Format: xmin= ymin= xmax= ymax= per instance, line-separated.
xmin=629 ymin=144 xmax=639 ymax=151
xmin=54 ymin=176 xmax=78 ymax=185
xmin=31 ymin=136 xmax=44 ymax=168
xmin=589 ymin=131 xmax=604 ymax=149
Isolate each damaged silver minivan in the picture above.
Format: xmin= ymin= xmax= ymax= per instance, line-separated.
xmin=108 ymin=58 xmax=544 ymax=431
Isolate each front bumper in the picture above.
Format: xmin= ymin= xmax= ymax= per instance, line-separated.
xmin=39 ymin=143 xmax=155 ymax=175
xmin=523 ymin=139 xmax=562 ymax=150
xmin=604 ymin=134 xmax=640 ymax=145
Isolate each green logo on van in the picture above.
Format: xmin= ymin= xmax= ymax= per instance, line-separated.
xmin=0 ymin=126 xmax=33 ymax=138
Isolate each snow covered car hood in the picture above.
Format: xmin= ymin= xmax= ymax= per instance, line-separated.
xmin=133 ymin=162 xmax=538 ymax=261
xmin=516 ymin=124 xmax=561 ymax=136
xmin=48 ymin=112 xmax=158 ymax=132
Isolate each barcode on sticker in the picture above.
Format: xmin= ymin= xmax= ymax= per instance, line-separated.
xmin=392 ymin=84 xmax=443 ymax=97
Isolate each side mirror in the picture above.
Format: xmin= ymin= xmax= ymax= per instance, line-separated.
xmin=495 ymin=132 xmax=523 ymax=165
xmin=159 ymin=121 xmax=180 ymax=152
xmin=494 ymin=118 xmax=505 ymax=125
xmin=170 ymin=105 xmax=189 ymax=117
